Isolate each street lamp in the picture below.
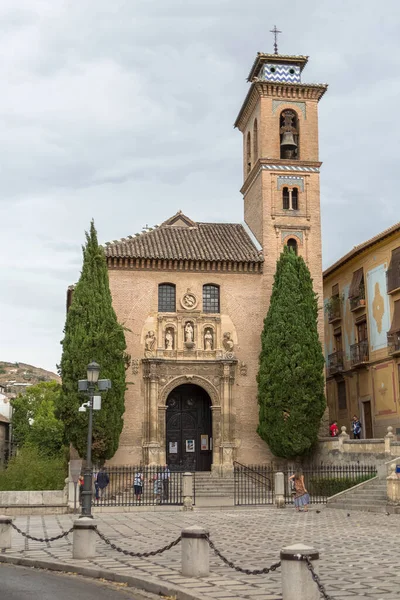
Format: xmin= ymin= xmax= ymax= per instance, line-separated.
xmin=78 ymin=361 xmax=111 ymax=518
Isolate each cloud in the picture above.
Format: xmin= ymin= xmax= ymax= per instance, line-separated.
xmin=0 ymin=0 xmax=399 ymax=370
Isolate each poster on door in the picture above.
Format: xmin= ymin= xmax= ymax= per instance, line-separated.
xmin=200 ymin=435 xmax=208 ymax=451
xmin=169 ymin=442 xmax=178 ymax=454
xmin=186 ymin=439 xmax=195 ymax=453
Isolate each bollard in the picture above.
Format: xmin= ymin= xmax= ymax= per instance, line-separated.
xmin=182 ymin=472 xmax=194 ymax=511
xmin=72 ymin=517 xmax=97 ymax=559
xmin=181 ymin=525 xmax=209 ymax=577
xmin=0 ymin=516 xmax=12 ymax=550
xmin=280 ymin=543 xmax=319 ymax=600
xmin=275 ymin=472 xmax=285 ymax=508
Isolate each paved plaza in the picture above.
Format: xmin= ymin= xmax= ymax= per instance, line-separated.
xmin=1 ymin=507 xmax=400 ymax=599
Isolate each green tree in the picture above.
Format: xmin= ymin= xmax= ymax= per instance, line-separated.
xmin=58 ymin=221 xmax=126 ymax=462
xmin=11 ymin=381 xmax=64 ymax=456
xmin=257 ymin=247 xmax=325 ymax=458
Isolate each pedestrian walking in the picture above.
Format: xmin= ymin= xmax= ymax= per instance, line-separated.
xmin=351 ymin=415 xmax=362 ymax=439
xmin=78 ymin=475 xmax=84 ymax=506
xmin=95 ymin=467 xmax=110 ymax=501
xmin=153 ymin=472 xmax=163 ymax=504
xmin=289 ymin=470 xmax=310 ymax=512
xmin=133 ymin=469 xmax=143 ymax=504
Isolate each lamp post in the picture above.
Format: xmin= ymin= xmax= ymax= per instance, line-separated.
xmin=81 ymin=361 xmax=100 ymax=518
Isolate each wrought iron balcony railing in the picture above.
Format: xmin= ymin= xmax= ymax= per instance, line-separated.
xmin=350 ymin=294 xmax=366 ymax=311
xmin=327 ymin=297 xmax=342 ymax=323
xmin=350 ymin=339 xmax=369 ymax=367
xmin=327 ymin=351 xmax=344 ymax=376
xmin=388 ymin=331 xmax=400 ymax=355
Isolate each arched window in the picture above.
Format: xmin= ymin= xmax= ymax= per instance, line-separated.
xmin=246 ymin=131 xmax=251 ymax=174
xmin=292 ymin=188 xmax=299 ymax=210
xmin=158 ymin=283 xmax=176 ymax=312
xmin=253 ymin=119 xmax=258 ymax=160
xmin=286 ymin=238 xmax=298 ymax=255
xmin=282 ymin=187 xmax=290 ymax=210
xmin=203 ymin=284 xmax=220 ymax=313
xmin=280 ymin=110 xmax=299 ymax=160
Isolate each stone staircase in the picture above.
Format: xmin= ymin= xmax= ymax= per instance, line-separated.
xmin=327 ymin=476 xmax=390 ymax=513
xmin=194 ymin=472 xmax=235 ymax=507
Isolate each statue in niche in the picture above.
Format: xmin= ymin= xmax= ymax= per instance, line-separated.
xmin=165 ymin=328 xmax=174 ymax=350
xmin=204 ymin=328 xmax=213 ymax=351
xmin=222 ymin=332 xmax=234 ymax=353
xmin=144 ymin=330 xmax=156 ymax=356
xmin=185 ymin=322 xmax=194 ymax=343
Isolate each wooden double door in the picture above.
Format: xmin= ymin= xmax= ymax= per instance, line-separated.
xmin=166 ymin=384 xmax=212 ymax=471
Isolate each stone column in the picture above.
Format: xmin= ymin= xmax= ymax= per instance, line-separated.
xmin=338 ymin=426 xmax=350 ymax=453
xmin=280 ymin=544 xmax=320 ymax=600
xmin=385 ymin=426 xmax=394 ymax=455
xmin=387 ymin=463 xmax=400 ymax=503
xmin=73 ymin=518 xmax=97 ymax=559
xmin=181 ymin=525 xmax=209 ymax=577
xmin=211 ymin=406 xmax=222 ymax=472
xmin=158 ymin=405 xmax=167 ymax=465
xmin=0 ymin=515 xmax=12 ymax=549
xmin=275 ymin=472 xmax=285 ymax=508
xmin=182 ymin=473 xmax=194 ymax=511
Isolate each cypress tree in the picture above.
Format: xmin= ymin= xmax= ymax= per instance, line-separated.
xmin=257 ymin=247 xmax=325 ymax=458
xmin=58 ymin=221 xmax=126 ymax=462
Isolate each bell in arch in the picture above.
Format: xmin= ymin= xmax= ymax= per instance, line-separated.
xmin=280 ymin=131 xmax=297 ymax=151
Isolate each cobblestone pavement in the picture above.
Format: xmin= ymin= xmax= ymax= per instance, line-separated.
xmin=2 ymin=507 xmax=400 ymax=599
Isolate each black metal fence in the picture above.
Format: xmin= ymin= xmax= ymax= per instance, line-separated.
xmin=234 ymin=462 xmax=377 ymax=506
xmin=92 ymin=465 xmax=194 ymax=507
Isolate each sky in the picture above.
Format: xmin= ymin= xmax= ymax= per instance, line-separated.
xmin=1 ymin=0 xmax=399 ymax=372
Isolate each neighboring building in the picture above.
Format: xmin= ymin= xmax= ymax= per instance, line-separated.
xmin=71 ymin=49 xmax=327 ymax=471
xmin=323 ymin=223 xmax=400 ymax=438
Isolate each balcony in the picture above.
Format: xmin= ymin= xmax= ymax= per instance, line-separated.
xmin=350 ymin=293 xmax=366 ymax=312
xmin=327 ymin=351 xmax=344 ymax=377
xmin=387 ymin=268 xmax=400 ymax=294
xmin=388 ymin=331 xmax=400 ymax=356
xmin=350 ymin=340 xmax=369 ymax=367
xmin=327 ymin=296 xmax=342 ymax=324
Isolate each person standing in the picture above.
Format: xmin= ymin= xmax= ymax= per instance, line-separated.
xmin=329 ymin=421 xmax=339 ymax=437
xmin=289 ymin=471 xmax=310 ymax=512
xmin=133 ymin=469 xmax=143 ymax=504
xmin=95 ymin=467 xmax=110 ymax=501
xmin=161 ymin=464 xmax=171 ymax=503
xmin=351 ymin=415 xmax=362 ymax=439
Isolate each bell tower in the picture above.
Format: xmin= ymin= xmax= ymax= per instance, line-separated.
xmin=235 ymin=49 xmax=327 ymax=322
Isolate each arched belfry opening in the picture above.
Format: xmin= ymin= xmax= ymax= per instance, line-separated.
xmin=280 ymin=110 xmax=299 ymax=159
xmin=166 ymin=384 xmax=212 ymax=471
xmin=287 ymin=237 xmax=298 ymax=255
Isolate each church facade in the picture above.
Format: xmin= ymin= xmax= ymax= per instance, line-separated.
xmin=104 ymin=51 xmax=327 ymax=471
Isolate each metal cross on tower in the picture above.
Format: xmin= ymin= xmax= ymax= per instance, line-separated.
xmin=269 ymin=25 xmax=281 ymax=55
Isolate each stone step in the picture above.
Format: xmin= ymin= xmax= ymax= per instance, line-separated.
xmin=328 ymin=503 xmax=389 ymax=513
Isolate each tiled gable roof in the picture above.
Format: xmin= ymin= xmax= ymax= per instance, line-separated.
xmin=104 ymin=212 xmax=263 ymax=264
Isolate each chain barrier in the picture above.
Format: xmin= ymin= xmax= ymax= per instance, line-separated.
xmin=10 ymin=522 xmax=74 ymax=543
xmin=95 ymin=527 xmax=181 ymax=557
xmin=206 ymin=534 xmax=281 ymax=576
xmin=305 ymin=556 xmax=333 ymax=600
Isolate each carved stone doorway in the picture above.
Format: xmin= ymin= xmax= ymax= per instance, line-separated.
xmin=166 ymin=384 xmax=212 ymax=472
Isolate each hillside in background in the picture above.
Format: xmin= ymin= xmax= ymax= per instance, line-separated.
xmin=0 ymin=361 xmax=60 ymax=387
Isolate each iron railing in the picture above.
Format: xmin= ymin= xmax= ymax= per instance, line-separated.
xmin=233 ymin=463 xmax=377 ymax=506
xmin=387 ymin=267 xmax=400 ymax=294
xmin=92 ymin=465 xmax=191 ymax=507
xmin=234 ymin=462 xmax=274 ymax=505
xmin=327 ymin=351 xmax=344 ymax=376
xmin=388 ymin=331 xmax=400 ymax=355
xmin=350 ymin=339 xmax=369 ymax=366
xmin=349 ymin=294 xmax=366 ymax=311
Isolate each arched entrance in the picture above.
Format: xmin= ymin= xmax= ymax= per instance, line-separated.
xmin=166 ymin=384 xmax=212 ymax=471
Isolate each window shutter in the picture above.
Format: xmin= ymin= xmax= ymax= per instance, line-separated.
xmin=348 ymin=268 xmax=364 ymax=299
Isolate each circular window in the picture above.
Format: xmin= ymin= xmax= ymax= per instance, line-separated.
xmin=270 ymin=67 xmax=276 ymax=73
xmin=289 ymin=68 xmax=295 ymax=74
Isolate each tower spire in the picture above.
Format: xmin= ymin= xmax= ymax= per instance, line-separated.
xmin=269 ymin=25 xmax=281 ymax=55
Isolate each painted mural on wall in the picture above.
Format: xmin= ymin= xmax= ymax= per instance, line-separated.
xmin=366 ymin=264 xmax=390 ymax=351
